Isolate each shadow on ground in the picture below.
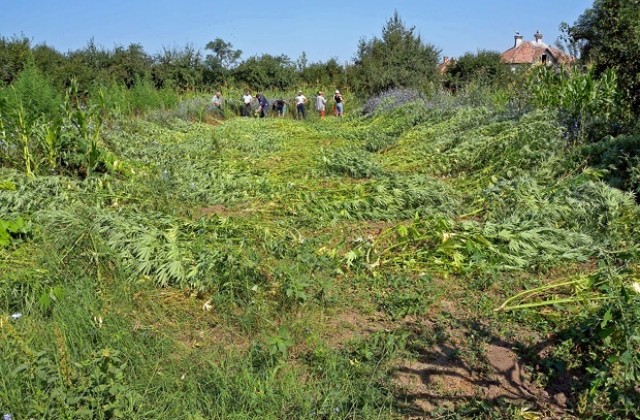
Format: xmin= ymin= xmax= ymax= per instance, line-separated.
xmin=392 ymin=315 xmax=577 ymax=418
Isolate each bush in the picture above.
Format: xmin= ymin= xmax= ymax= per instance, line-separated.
xmin=1 ymin=65 xmax=61 ymax=125
xmin=581 ymin=134 xmax=640 ymax=195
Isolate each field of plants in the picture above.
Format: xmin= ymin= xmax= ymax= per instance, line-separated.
xmin=1 ymin=80 xmax=640 ymax=419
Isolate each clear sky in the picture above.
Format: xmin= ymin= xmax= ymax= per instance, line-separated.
xmin=2 ymin=0 xmax=594 ymax=64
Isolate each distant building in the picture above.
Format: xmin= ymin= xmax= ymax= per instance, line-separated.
xmin=501 ymin=31 xmax=573 ymax=71
xmin=438 ymin=56 xmax=455 ymax=74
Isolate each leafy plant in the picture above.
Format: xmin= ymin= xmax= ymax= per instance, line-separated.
xmin=0 ymin=216 xmax=28 ymax=247
xmin=321 ymin=147 xmax=383 ymax=179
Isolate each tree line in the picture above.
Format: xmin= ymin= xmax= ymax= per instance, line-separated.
xmin=0 ymin=13 xmax=444 ymax=96
xmin=1 ymin=3 xmax=639 ymax=117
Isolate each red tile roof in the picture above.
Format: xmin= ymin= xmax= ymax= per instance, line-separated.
xmin=501 ymin=41 xmax=573 ymax=65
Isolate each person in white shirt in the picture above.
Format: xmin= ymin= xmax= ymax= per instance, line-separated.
xmin=242 ymin=91 xmax=253 ymax=117
xmin=315 ymin=91 xmax=327 ymax=118
xmin=211 ymin=91 xmax=223 ymax=116
xmin=295 ymin=91 xmax=307 ymax=120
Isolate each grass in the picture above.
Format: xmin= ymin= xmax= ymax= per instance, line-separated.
xmin=1 ymin=97 xmax=639 ymax=418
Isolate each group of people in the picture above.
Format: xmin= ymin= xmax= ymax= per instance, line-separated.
xmin=210 ymin=90 xmax=344 ymax=120
xmin=307 ymin=90 xmax=344 ymax=119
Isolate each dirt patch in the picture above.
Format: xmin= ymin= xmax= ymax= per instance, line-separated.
xmin=394 ymin=338 xmax=569 ymax=417
xmin=483 ymin=343 xmax=537 ymax=399
xmin=322 ymin=309 xmax=390 ymax=348
xmin=394 ymin=344 xmax=477 ymax=412
xmin=195 ymin=204 xmax=251 ymax=218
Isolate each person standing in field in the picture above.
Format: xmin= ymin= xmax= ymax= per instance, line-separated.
xmin=242 ymin=91 xmax=253 ymax=117
xmin=334 ymin=90 xmax=344 ymax=117
xmin=211 ymin=91 xmax=223 ymax=116
xmin=315 ymin=91 xmax=327 ymax=118
xmin=295 ymin=91 xmax=307 ymax=120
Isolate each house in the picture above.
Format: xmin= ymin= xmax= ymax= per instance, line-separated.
xmin=501 ymin=31 xmax=573 ymax=70
xmin=438 ymin=56 xmax=455 ymax=74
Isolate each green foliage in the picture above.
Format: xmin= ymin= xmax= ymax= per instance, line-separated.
xmin=299 ymin=58 xmax=345 ymax=91
xmin=351 ymin=11 xmax=440 ymax=94
xmin=2 ymin=94 xmax=640 ymax=418
xmin=577 ymin=267 xmax=640 ymax=417
xmin=445 ymin=49 xmax=510 ymax=89
xmin=581 ymin=134 xmax=640 ymax=194
xmin=0 ymin=35 xmax=32 ymax=85
xmin=2 ymin=65 xmax=61 ymax=124
xmin=568 ymin=0 xmax=640 ymax=112
xmin=152 ymin=45 xmax=204 ymax=91
xmin=321 ymin=147 xmax=383 ymax=179
xmin=1 ymin=346 xmax=142 ymax=418
xmin=0 ymin=217 xmax=28 ymax=248
xmin=203 ymin=38 xmax=242 ymax=86
xmin=527 ymin=65 xmax=625 ymax=143
xmin=109 ymin=43 xmax=153 ymax=89
xmin=60 ymin=40 xmax=114 ymax=92
xmin=233 ymin=54 xmax=297 ymax=91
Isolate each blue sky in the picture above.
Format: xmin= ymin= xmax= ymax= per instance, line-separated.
xmin=2 ymin=0 xmax=593 ymax=64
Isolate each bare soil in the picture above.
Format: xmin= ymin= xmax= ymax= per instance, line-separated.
xmin=392 ymin=320 xmax=572 ymax=418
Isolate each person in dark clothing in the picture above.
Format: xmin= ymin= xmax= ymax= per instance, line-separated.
xmin=295 ymin=91 xmax=307 ymax=120
xmin=273 ymin=99 xmax=287 ymax=117
xmin=256 ymin=94 xmax=269 ymax=118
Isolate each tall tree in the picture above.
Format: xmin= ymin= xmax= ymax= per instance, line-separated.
xmin=351 ymin=11 xmax=440 ymax=94
xmin=204 ymin=38 xmax=242 ymax=86
xmin=110 ymin=43 xmax=152 ymax=88
xmin=232 ymin=54 xmax=296 ymax=91
xmin=62 ymin=39 xmax=112 ymax=92
xmin=567 ymin=0 xmax=640 ymax=111
xmin=153 ymin=45 xmax=204 ymax=91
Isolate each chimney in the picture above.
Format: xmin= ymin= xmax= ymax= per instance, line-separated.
xmin=534 ymin=30 xmax=543 ymax=44
xmin=514 ymin=31 xmax=524 ymax=47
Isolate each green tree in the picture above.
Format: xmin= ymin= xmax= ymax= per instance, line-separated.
xmin=61 ymin=39 xmax=112 ymax=92
xmin=445 ymin=50 xmax=508 ymax=90
xmin=153 ymin=45 xmax=204 ymax=91
xmin=567 ymin=0 xmax=640 ymax=112
xmin=31 ymin=43 xmax=66 ymax=89
xmin=109 ymin=43 xmax=152 ymax=88
xmin=0 ymin=35 xmax=32 ymax=85
xmin=233 ymin=54 xmax=296 ymax=91
xmin=351 ymin=11 xmax=440 ymax=94
xmin=296 ymin=52 xmax=308 ymax=72
xmin=299 ymin=58 xmax=345 ymax=90
xmin=204 ymin=38 xmax=242 ymax=87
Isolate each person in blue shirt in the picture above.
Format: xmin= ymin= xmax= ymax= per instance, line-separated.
xmin=256 ymin=94 xmax=269 ymax=118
